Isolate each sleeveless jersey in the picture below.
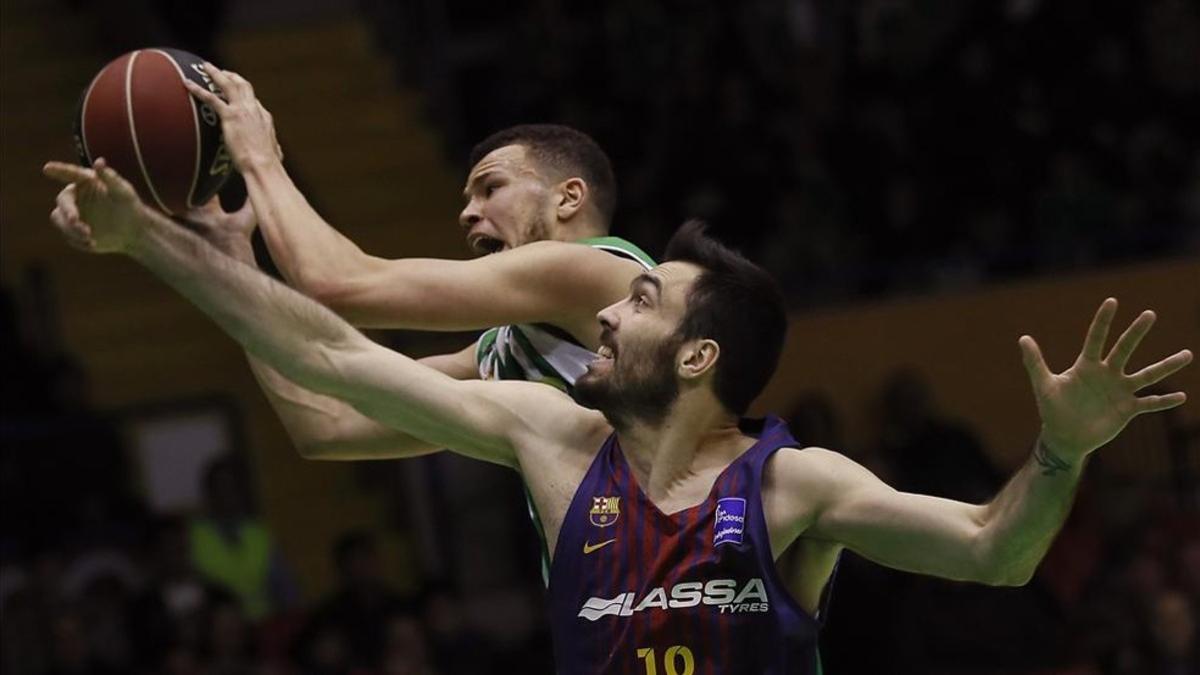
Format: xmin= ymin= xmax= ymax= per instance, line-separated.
xmin=548 ymin=416 xmax=831 ymax=675
xmin=475 ymin=236 xmax=655 ymax=395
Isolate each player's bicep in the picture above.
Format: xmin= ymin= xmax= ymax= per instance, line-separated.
xmin=800 ymin=450 xmax=992 ymax=583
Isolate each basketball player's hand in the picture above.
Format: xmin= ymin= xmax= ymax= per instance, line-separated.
xmin=184 ymin=64 xmax=283 ymax=172
xmin=179 ymin=198 xmax=258 ymax=265
xmin=43 ymin=158 xmax=152 ymax=254
xmin=1018 ymin=298 xmax=1191 ymax=462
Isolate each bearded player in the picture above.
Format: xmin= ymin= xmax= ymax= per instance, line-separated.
xmin=43 ymin=162 xmax=1193 ymax=673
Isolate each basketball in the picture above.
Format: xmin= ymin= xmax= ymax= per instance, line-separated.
xmin=73 ymin=48 xmax=233 ymax=215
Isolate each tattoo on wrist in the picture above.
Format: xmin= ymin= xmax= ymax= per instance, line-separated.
xmin=1034 ymin=440 xmax=1072 ymax=476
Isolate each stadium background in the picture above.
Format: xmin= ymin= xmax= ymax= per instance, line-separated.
xmin=1 ymin=0 xmax=1197 ymax=673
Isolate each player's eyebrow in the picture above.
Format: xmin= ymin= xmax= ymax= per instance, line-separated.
xmin=462 ymin=170 xmax=497 ymax=199
xmin=630 ymin=273 xmax=662 ymax=299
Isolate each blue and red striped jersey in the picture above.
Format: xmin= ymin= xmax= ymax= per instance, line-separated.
xmin=547 ymin=416 xmax=830 ymax=675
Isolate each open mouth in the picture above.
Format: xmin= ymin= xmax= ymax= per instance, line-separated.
xmin=594 ymin=344 xmax=617 ymax=366
xmin=468 ymin=233 xmax=506 ymax=255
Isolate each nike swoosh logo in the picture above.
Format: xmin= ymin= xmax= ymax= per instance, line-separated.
xmin=583 ymin=538 xmax=617 ymax=554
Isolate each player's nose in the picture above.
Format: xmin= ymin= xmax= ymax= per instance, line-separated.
xmin=597 ymin=304 xmax=619 ymax=332
xmin=458 ymin=200 xmax=482 ymax=229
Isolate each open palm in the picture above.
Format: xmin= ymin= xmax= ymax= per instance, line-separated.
xmin=1019 ymin=298 xmax=1192 ymax=460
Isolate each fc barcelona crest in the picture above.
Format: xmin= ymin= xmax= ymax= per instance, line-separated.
xmin=590 ymin=496 xmax=620 ymax=527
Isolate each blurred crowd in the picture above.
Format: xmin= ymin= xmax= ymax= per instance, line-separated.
xmin=0 ymin=278 xmax=553 ymax=675
xmin=375 ymin=0 xmax=1200 ymax=306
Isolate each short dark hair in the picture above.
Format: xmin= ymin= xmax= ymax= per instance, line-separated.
xmin=469 ymin=124 xmax=617 ymax=224
xmin=664 ymin=220 xmax=787 ymax=416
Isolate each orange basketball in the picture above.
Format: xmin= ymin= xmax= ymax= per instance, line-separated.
xmin=73 ymin=49 xmax=232 ymax=215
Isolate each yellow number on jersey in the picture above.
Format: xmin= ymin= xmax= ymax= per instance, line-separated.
xmin=637 ymin=645 xmax=695 ymax=675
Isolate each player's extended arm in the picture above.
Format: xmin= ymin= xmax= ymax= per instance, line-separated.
xmin=184 ymin=66 xmax=639 ymax=334
xmin=790 ymin=300 xmax=1190 ymax=585
xmin=95 ymin=194 xmax=482 ymax=462
xmin=46 ymin=161 xmax=586 ymax=466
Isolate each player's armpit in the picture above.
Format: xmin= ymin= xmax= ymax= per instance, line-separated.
xmin=776 ymin=448 xmax=1003 ymax=585
xmin=311 ymin=240 xmax=644 ymax=337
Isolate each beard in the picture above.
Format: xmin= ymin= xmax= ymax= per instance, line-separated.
xmin=515 ymin=210 xmax=553 ymax=246
xmin=575 ymin=333 xmax=683 ymax=432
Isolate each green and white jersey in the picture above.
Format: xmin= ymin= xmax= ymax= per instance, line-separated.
xmin=474 ymin=236 xmax=655 ymax=396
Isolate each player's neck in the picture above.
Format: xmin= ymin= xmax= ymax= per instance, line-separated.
xmin=619 ymin=396 xmax=748 ymax=501
xmin=549 ymin=219 xmax=606 ymax=243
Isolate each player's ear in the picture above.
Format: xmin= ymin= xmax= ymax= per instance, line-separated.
xmin=556 ymin=177 xmax=588 ymax=221
xmin=678 ymin=339 xmax=719 ymax=381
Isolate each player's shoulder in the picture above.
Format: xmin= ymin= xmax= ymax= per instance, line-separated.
xmin=765 ymin=446 xmax=865 ymax=493
xmin=485 ymin=379 xmax=611 ymax=477
xmin=575 ymin=235 xmax=656 ymax=269
xmin=484 ymin=379 xmax=610 ymax=444
xmin=516 ymin=238 xmax=648 ymax=267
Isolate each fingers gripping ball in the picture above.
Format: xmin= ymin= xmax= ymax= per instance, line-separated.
xmin=73 ymin=48 xmax=233 ymax=215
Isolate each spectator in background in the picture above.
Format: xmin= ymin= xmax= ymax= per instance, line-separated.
xmin=41 ymin=606 xmax=119 ymax=675
xmin=189 ymin=456 xmax=298 ymax=622
xmin=378 ymin=612 xmax=438 ymax=675
xmin=419 ymin=581 xmax=495 ymax=675
xmin=128 ymin=517 xmax=223 ymax=672
xmin=294 ymin=531 xmax=412 ymax=672
xmin=200 ymin=593 xmax=257 ymax=675
xmin=1143 ymin=588 xmax=1198 ymax=675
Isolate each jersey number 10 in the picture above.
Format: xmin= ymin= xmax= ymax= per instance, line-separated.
xmin=637 ymin=645 xmax=695 ymax=675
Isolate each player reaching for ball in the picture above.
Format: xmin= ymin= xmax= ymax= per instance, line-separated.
xmin=53 ymin=62 xmax=656 ymax=468
xmin=39 ymin=164 xmax=1194 ymax=672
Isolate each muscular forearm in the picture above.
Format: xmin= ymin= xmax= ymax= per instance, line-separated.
xmin=976 ymin=438 xmax=1087 ymax=585
xmin=240 ymin=161 xmax=372 ymax=294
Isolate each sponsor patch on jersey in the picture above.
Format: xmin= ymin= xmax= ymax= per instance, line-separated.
xmin=714 ymin=497 xmax=746 ymax=546
xmin=590 ymin=496 xmax=620 ymax=527
xmin=576 ymin=578 xmax=769 ymax=621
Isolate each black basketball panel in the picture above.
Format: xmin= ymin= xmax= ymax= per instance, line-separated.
xmin=159 ymin=48 xmax=233 ymax=207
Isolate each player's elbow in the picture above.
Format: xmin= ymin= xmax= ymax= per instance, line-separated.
xmin=969 ymin=527 xmax=1035 ymax=587
xmin=974 ymin=549 xmax=1036 ymax=587
xmin=982 ymin=565 xmax=1035 ymax=587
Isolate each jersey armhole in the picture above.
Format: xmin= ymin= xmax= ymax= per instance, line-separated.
xmin=753 ymin=445 xmax=834 ymax=629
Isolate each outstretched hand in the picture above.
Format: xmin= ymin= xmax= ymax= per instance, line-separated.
xmin=43 ymin=158 xmax=150 ymax=254
xmin=184 ymin=63 xmax=283 ymax=173
xmin=1019 ymin=298 xmax=1192 ymax=461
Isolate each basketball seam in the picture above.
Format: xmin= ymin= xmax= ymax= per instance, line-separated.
xmin=125 ymin=50 xmax=173 ymax=215
xmin=149 ymin=49 xmax=203 ymax=210
xmin=79 ymin=71 xmax=102 ymax=165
